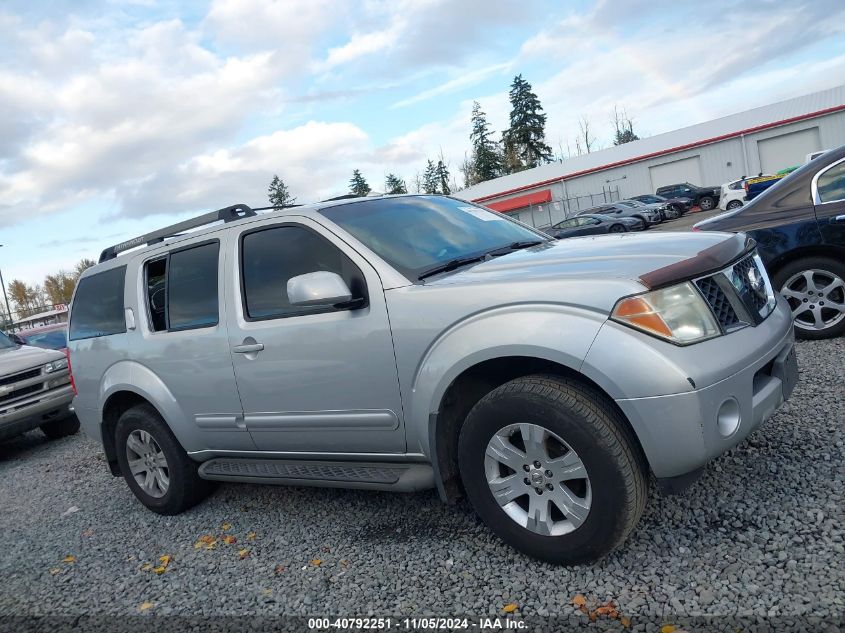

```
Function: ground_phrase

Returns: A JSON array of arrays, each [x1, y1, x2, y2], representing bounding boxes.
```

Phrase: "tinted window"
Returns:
[[168, 242, 219, 330], [21, 329, 67, 350], [242, 225, 366, 320], [817, 162, 845, 203], [0, 331, 15, 349], [553, 218, 578, 228], [69, 267, 126, 341], [319, 196, 546, 280]]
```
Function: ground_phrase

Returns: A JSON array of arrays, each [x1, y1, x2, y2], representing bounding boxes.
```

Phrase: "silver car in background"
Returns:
[[68, 195, 797, 565]]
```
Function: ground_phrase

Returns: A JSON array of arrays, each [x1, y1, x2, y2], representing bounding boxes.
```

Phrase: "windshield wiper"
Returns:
[[418, 255, 489, 280], [485, 240, 546, 257]]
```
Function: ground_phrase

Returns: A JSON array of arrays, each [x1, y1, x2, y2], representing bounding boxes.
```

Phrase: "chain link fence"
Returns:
[[509, 186, 621, 228]]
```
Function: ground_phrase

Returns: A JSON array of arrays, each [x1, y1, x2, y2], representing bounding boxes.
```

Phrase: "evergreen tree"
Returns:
[[502, 75, 553, 173], [384, 173, 407, 194], [470, 101, 502, 183], [612, 107, 640, 146], [436, 160, 451, 195], [268, 174, 297, 207], [422, 160, 439, 194], [349, 169, 371, 197]]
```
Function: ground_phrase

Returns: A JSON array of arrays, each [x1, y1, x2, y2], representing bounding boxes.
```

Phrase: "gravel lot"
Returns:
[[0, 338, 842, 628]]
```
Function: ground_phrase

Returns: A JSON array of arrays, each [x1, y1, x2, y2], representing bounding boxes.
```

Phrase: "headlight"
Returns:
[[611, 282, 720, 345], [44, 358, 68, 373]]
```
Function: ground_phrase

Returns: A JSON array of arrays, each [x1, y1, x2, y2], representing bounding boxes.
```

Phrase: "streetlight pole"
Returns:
[[0, 245, 13, 327]]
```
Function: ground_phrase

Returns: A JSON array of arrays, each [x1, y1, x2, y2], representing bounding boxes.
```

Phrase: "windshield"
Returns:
[[21, 329, 67, 350], [319, 196, 548, 279], [617, 201, 638, 208], [0, 331, 16, 349]]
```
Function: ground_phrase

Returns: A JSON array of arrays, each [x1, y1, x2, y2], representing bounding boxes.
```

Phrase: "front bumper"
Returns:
[[611, 302, 797, 479], [0, 385, 74, 441]]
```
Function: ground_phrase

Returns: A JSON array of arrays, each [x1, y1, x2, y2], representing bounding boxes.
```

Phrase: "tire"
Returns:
[[457, 375, 647, 565], [698, 196, 715, 211], [726, 200, 743, 210], [609, 224, 626, 233], [115, 403, 215, 515], [772, 256, 845, 340], [633, 215, 648, 230], [40, 415, 80, 440]]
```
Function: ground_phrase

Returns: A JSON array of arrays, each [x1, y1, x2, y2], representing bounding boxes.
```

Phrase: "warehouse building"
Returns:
[[457, 85, 845, 227]]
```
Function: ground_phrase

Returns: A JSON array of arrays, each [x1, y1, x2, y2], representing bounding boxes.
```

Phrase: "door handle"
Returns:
[[233, 343, 264, 353], [834, 215, 845, 223]]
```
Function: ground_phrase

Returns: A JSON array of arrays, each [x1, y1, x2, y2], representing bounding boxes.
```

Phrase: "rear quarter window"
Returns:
[[69, 266, 127, 341]]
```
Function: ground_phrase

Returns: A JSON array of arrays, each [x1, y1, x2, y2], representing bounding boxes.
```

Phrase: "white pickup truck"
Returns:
[[0, 330, 77, 442]]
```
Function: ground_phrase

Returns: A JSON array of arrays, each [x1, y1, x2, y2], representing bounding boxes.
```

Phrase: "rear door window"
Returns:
[[143, 241, 220, 332], [816, 162, 845, 203], [69, 267, 127, 341]]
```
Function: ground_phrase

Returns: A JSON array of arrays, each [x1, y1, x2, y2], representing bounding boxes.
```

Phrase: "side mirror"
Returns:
[[10, 334, 24, 345], [287, 271, 353, 307]]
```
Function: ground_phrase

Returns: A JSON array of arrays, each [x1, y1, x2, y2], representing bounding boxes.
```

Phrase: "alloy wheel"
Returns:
[[126, 429, 170, 498], [484, 423, 591, 536], [780, 269, 845, 332]]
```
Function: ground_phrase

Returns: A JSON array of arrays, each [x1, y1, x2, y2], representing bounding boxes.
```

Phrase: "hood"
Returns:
[[425, 231, 750, 289], [0, 343, 64, 376]]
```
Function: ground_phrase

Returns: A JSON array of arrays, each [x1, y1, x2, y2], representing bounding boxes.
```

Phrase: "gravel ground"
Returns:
[[0, 338, 842, 628]]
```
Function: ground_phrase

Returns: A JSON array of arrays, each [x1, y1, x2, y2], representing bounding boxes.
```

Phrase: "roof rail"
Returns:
[[98, 203, 257, 263]]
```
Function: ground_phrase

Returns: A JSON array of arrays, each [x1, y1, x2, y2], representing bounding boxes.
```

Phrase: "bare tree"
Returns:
[[578, 116, 596, 154], [611, 105, 639, 145]]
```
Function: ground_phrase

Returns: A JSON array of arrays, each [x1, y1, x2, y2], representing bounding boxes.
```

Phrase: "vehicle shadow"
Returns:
[[0, 429, 59, 462]]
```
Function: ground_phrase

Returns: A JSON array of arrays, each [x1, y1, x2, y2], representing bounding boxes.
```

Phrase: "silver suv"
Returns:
[[68, 196, 798, 564], [0, 330, 77, 441]]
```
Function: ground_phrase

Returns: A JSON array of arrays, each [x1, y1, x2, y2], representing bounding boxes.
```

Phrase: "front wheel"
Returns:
[[609, 224, 626, 233], [115, 403, 216, 514], [698, 196, 715, 211], [773, 256, 845, 339], [458, 375, 647, 564]]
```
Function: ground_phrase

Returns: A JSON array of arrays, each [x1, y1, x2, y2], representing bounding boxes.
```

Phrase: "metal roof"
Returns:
[[457, 85, 845, 203]]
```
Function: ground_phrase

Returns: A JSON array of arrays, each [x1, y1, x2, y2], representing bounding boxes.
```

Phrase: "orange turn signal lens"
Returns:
[[612, 296, 673, 338]]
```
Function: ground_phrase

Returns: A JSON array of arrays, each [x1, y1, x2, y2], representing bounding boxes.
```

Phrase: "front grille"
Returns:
[[0, 382, 42, 405], [732, 256, 769, 314], [695, 277, 740, 330], [0, 367, 40, 388]]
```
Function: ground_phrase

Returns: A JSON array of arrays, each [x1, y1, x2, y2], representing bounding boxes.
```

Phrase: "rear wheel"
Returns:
[[115, 403, 215, 514], [726, 200, 743, 210], [457, 375, 647, 564], [774, 257, 845, 340], [40, 415, 80, 440], [609, 224, 626, 233], [698, 196, 715, 211]]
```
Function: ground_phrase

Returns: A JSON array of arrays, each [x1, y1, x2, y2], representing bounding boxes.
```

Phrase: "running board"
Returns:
[[197, 458, 434, 492]]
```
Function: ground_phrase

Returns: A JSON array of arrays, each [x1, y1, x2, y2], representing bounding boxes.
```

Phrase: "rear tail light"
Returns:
[[65, 348, 77, 396]]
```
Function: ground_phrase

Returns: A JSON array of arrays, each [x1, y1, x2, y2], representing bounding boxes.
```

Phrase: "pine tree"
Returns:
[[436, 160, 451, 195], [470, 101, 503, 183], [612, 106, 640, 146], [422, 160, 439, 194], [384, 173, 407, 194], [502, 75, 552, 173], [349, 169, 371, 197], [268, 174, 297, 207]]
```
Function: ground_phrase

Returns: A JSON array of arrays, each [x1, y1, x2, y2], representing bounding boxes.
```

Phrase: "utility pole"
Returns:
[[0, 245, 13, 326]]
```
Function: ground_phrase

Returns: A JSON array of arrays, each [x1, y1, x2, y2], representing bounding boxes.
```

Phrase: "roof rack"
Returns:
[[98, 203, 257, 263]]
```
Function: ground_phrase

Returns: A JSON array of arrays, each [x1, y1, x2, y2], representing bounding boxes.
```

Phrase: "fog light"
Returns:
[[717, 398, 741, 437]]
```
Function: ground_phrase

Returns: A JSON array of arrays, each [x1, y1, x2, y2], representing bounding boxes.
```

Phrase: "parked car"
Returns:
[[656, 182, 720, 211], [69, 196, 797, 565], [12, 323, 68, 351], [0, 329, 77, 442], [630, 194, 691, 215], [576, 202, 661, 227], [718, 178, 747, 211], [621, 198, 678, 221], [695, 143, 845, 339], [543, 213, 643, 239], [744, 173, 786, 201]]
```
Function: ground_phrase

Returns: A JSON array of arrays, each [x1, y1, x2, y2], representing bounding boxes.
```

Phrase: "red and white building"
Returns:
[[457, 85, 845, 227]]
